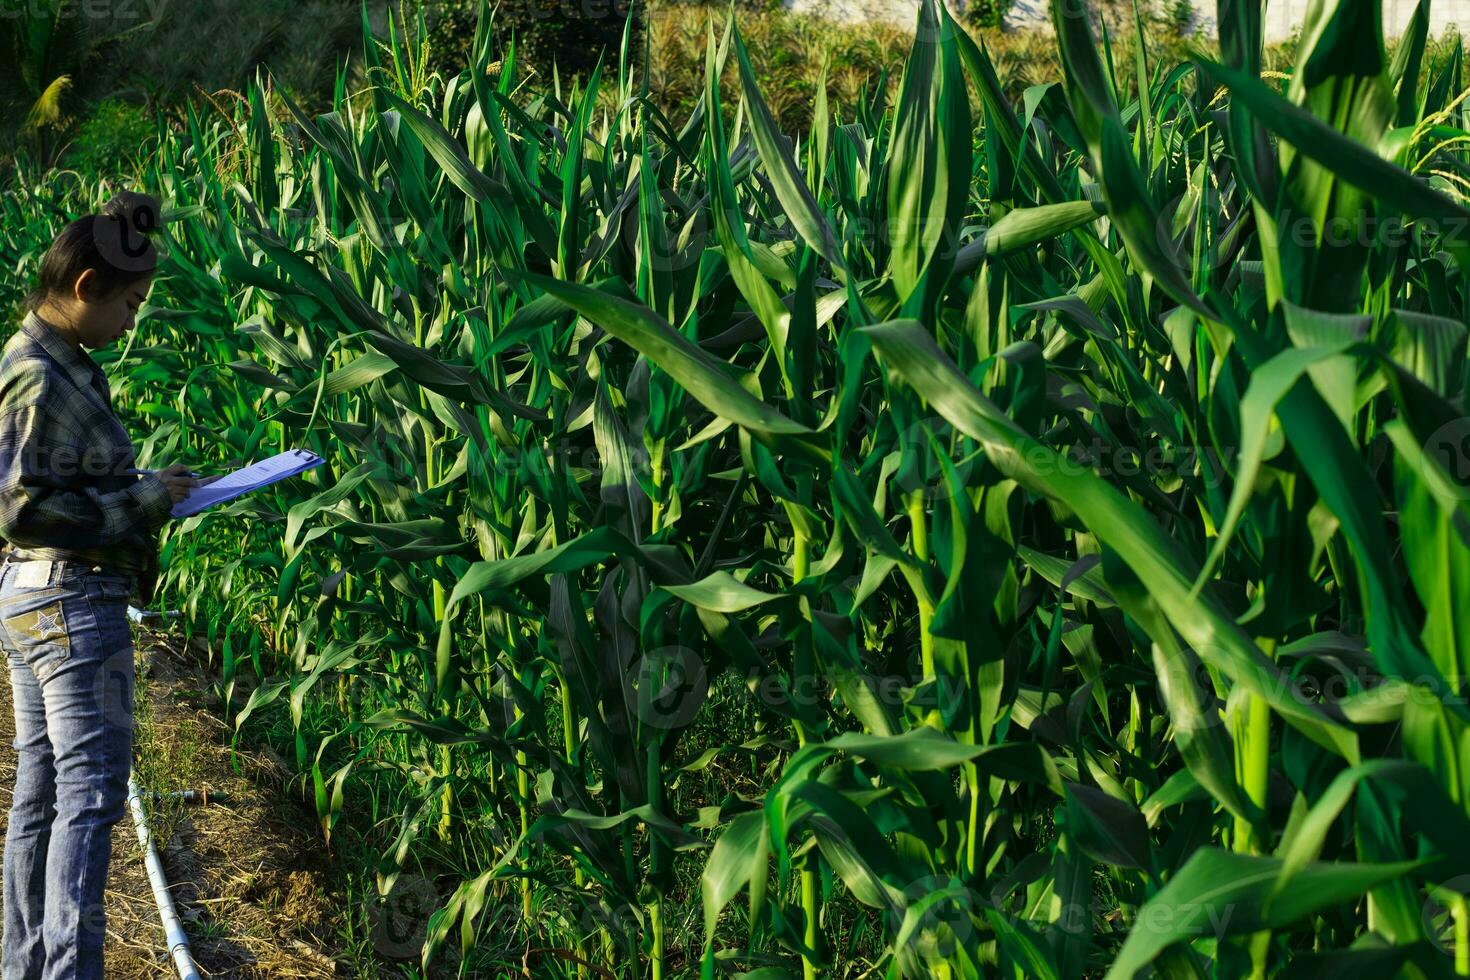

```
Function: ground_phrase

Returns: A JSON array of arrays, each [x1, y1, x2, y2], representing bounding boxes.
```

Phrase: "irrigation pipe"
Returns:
[[127, 607, 182, 624], [146, 788, 229, 804], [123, 606, 218, 976], [126, 769, 206, 980]]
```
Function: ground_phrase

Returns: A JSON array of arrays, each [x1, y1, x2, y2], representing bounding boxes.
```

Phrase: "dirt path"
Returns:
[[0, 624, 348, 978]]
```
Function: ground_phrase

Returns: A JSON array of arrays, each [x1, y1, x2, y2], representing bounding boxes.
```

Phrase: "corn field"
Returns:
[[6, 0, 1470, 975]]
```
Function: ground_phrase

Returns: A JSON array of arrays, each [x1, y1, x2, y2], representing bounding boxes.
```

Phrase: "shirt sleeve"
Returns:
[[0, 399, 173, 549]]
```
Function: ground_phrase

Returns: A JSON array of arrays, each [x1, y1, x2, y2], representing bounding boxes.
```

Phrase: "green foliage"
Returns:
[[419, 0, 638, 81], [963, 0, 1011, 30], [0, 0, 97, 163], [1167, 0, 1194, 35], [0, 0, 371, 169], [64, 98, 155, 175], [104, 0, 361, 106], [7, 0, 1470, 977]]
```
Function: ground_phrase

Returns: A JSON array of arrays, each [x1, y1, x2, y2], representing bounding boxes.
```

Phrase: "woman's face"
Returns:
[[65, 269, 154, 349]]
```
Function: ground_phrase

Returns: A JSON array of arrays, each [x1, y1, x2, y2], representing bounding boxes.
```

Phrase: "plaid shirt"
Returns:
[[0, 312, 171, 584]]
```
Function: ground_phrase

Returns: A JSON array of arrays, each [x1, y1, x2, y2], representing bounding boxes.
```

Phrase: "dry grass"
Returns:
[[645, 1, 914, 130], [641, 0, 1221, 130], [638, 1, 1458, 132]]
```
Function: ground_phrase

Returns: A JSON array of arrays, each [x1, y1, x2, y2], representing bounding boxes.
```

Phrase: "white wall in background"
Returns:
[[784, 0, 1470, 42], [1260, 0, 1470, 41]]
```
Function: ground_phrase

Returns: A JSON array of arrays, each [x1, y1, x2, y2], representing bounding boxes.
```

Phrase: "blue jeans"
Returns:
[[0, 558, 136, 980]]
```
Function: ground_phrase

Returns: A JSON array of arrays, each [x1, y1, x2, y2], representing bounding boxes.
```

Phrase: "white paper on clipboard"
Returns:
[[171, 449, 326, 518]]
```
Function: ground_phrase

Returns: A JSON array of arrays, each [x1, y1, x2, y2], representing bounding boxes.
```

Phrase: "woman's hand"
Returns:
[[154, 463, 200, 503]]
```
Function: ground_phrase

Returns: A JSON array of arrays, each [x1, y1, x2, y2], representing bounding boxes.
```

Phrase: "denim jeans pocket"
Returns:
[[84, 575, 134, 615], [0, 586, 79, 684]]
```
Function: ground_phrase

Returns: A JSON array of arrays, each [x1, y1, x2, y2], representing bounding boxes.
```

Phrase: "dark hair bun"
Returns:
[[101, 191, 161, 238]]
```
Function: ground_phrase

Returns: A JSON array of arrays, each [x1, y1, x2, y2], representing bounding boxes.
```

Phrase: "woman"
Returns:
[[0, 191, 200, 980]]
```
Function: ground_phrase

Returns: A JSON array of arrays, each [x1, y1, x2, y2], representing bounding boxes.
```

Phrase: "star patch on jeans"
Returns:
[[4, 602, 69, 650], [32, 609, 62, 639]]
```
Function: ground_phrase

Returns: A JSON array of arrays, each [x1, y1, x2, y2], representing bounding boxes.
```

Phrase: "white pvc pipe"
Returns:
[[125, 770, 202, 980], [126, 606, 182, 624]]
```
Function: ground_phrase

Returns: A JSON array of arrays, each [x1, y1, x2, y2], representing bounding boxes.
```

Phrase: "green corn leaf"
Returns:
[[862, 319, 1357, 760], [506, 271, 828, 459], [1106, 851, 1426, 978]]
